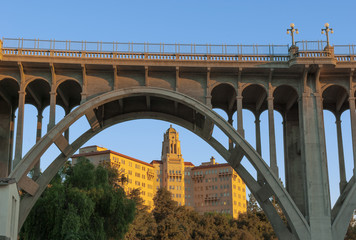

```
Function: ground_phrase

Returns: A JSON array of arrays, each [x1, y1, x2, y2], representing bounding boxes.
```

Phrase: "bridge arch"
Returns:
[[11, 87, 311, 239], [55, 79, 82, 112], [322, 85, 349, 115], [55, 77, 82, 90], [24, 78, 51, 111], [242, 84, 268, 114], [211, 83, 236, 117], [23, 77, 50, 90]]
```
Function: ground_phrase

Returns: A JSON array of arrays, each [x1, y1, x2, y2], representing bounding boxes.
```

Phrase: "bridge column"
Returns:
[[228, 115, 233, 151], [267, 94, 278, 177], [0, 101, 12, 178], [236, 93, 244, 137], [13, 91, 26, 167], [299, 70, 332, 240], [64, 108, 70, 141], [0, 179, 20, 240], [47, 91, 56, 131], [284, 106, 307, 216], [255, 114, 264, 184], [33, 112, 43, 179], [335, 113, 347, 192], [349, 95, 356, 177]]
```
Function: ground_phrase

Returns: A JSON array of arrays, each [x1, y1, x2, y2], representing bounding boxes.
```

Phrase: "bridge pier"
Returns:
[[299, 70, 332, 240], [0, 179, 20, 240], [0, 100, 13, 178]]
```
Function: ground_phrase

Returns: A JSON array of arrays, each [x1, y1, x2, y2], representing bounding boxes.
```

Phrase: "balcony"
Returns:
[[218, 171, 232, 177], [205, 196, 219, 201]]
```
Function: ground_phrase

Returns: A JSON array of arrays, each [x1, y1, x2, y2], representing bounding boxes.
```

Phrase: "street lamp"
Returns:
[[321, 23, 334, 47], [287, 23, 299, 46]]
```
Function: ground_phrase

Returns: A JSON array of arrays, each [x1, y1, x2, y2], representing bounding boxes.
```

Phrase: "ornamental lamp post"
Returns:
[[287, 23, 299, 47], [321, 23, 334, 47]]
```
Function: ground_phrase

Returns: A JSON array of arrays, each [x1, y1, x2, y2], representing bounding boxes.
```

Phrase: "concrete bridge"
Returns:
[[0, 38, 355, 239]]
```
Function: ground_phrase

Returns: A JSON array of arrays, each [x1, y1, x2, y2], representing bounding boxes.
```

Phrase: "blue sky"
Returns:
[[2, 0, 355, 206]]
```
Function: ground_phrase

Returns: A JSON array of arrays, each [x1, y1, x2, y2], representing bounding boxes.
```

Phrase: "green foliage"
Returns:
[[20, 157, 135, 240], [125, 188, 270, 240]]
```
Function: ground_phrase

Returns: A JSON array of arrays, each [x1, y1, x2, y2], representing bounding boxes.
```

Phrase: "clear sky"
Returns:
[[1, 0, 355, 206]]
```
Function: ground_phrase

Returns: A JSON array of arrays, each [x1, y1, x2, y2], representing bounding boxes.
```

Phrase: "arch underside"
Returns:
[[9, 87, 355, 240]]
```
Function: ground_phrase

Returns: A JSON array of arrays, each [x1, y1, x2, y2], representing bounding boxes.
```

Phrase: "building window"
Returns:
[[129, 162, 132, 167], [142, 166, 146, 171]]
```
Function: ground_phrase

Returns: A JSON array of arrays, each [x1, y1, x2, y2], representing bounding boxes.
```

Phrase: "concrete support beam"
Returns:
[[0, 89, 12, 106], [335, 114, 347, 192], [286, 94, 298, 111], [228, 115, 233, 150], [26, 86, 41, 109], [85, 109, 101, 131], [0, 179, 19, 240], [113, 65, 119, 90], [0, 101, 12, 178], [336, 91, 348, 113], [202, 119, 214, 140], [47, 91, 56, 131], [144, 66, 149, 86], [57, 88, 69, 109], [256, 184, 273, 202], [284, 107, 307, 216], [64, 109, 70, 141], [268, 95, 278, 177], [205, 67, 212, 108], [81, 64, 87, 102], [13, 90, 25, 167], [299, 69, 332, 239], [33, 113, 43, 180], [48, 64, 57, 131], [175, 67, 179, 92], [54, 134, 72, 157], [348, 95, 356, 177], [18, 175, 39, 196], [236, 95, 244, 136], [228, 146, 244, 169], [256, 91, 267, 112], [255, 114, 264, 184]]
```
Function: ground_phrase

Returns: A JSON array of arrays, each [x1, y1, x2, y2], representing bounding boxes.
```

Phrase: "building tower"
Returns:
[[161, 125, 185, 206]]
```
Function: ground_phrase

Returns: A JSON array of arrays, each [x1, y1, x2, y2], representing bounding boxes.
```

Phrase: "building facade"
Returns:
[[72, 145, 157, 209], [71, 125, 246, 217]]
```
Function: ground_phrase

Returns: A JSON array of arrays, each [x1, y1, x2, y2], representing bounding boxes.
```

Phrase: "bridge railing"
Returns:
[[1, 38, 355, 62], [1, 48, 291, 62], [1, 37, 289, 56]]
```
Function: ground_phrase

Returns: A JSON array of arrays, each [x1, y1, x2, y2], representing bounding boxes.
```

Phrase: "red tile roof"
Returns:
[[150, 160, 163, 164], [72, 150, 154, 167], [184, 162, 195, 167], [191, 163, 231, 170]]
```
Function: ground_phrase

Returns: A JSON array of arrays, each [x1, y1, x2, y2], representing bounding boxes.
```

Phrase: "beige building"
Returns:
[[71, 125, 246, 217], [72, 146, 157, 209], [186, 157, 246, 218]]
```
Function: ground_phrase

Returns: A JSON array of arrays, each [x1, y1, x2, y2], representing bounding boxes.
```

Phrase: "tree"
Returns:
[[20, 157, 135, 240], [124, 188, 157, 240]]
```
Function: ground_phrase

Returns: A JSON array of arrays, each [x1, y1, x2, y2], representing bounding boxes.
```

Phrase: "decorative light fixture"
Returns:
[[287, 23, 299, 47], [321, 23, 334, 47]]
